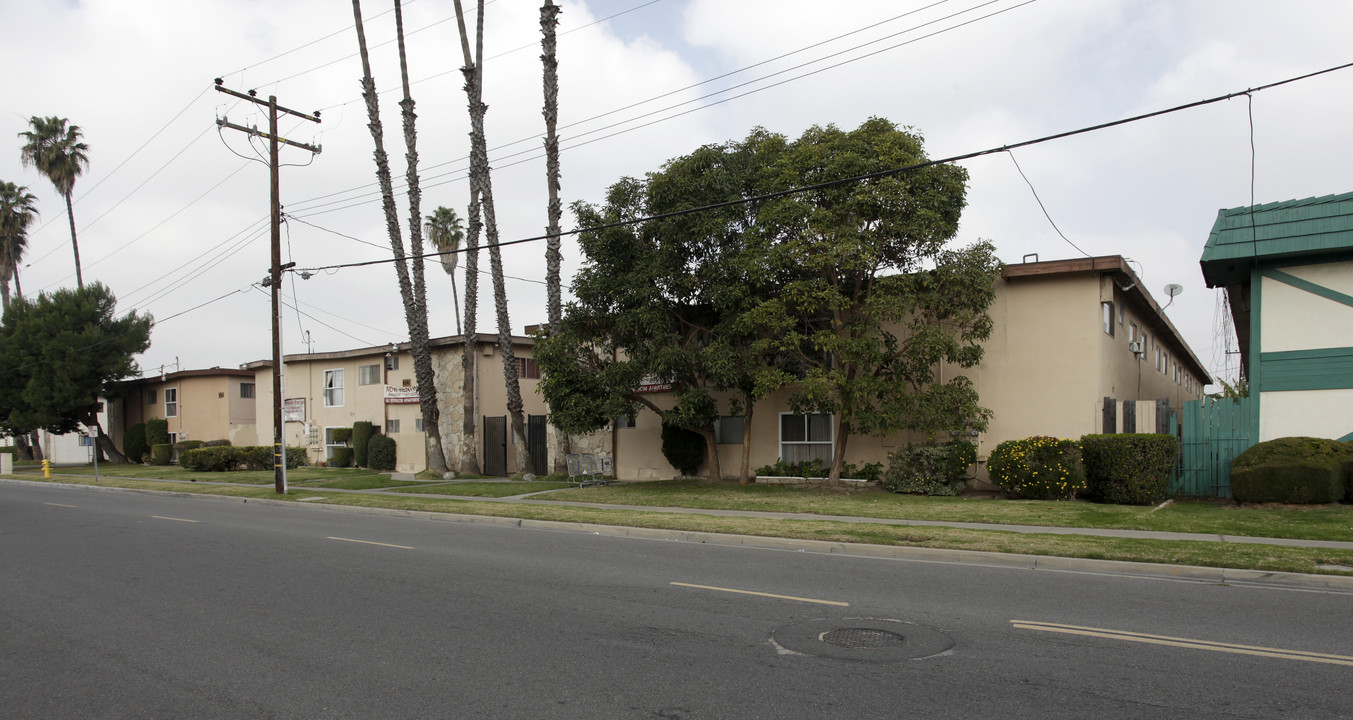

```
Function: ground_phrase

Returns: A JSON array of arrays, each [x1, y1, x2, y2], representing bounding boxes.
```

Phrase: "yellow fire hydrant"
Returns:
[[42, 458, 50, 478]]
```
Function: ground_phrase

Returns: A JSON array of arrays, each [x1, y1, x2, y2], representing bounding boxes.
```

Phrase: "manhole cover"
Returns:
[[821, 627, 905, 649], [771, 618, 953, 662]]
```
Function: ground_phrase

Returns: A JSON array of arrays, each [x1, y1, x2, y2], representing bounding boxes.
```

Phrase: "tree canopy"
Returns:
[[0, 283, 151, 442], [537, 118, 1001, 482]]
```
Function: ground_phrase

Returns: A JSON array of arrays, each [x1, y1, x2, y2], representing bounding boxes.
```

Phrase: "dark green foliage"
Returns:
[[1230, 437, 1353, 504], [331, 427, 353, 445], [1080, 433, 1178, 505], [150, 443, 171, 466], [988, 436, 1086, 500], [173, 440, 204, 455], [145, 418, 169, 447], [330, 447, 353, 468], [841, 461, 884, 483], [367, 433, 397, 471], [661, 423, 705, 476], [352, 421, 374, 467], [0, 283, 151, 438], [1231, 463, 1343, 504], [203, 439, 232, 447], [882, 441, 976, 496], [0, 445, 15, 454], [756, 457, 828, 478], [123, 422, 147, 463], [181, 445, 306, 472]]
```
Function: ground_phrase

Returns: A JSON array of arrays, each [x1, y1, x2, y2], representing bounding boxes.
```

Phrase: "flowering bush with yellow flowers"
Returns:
[[987, 436, 1086, 500]]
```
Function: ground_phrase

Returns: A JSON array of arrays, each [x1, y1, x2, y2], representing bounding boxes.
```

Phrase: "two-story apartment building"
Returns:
[[111, 368, 258, 451]]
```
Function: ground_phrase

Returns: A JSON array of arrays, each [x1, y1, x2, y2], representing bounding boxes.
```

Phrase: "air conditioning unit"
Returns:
[[1128, 341, 1143, 354]]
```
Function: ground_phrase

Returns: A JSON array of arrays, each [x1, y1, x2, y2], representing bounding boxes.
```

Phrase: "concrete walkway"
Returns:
[[23, 469, 1353, 552]]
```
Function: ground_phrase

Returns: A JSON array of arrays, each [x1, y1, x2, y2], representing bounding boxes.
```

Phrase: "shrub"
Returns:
[[661, 423, 705, 477], [368, 433, 397, 471], [174, 440, 205, 456], [123, 422, 148, 463], [1230, 437, 1353, 504], [883, 441, 976, 496], [352, 421, 374, 467], [181, 446, 241, 472], [841, 461, 884, 483], [145, 418, 169, 447], [331, 427, 353, 445], [150, 443, 172, 466], [756, 457, 826, 479], [330, 447, 354, 468], [203, 439, 232, 447], [1080, 433, 1177, 505], [988, 436, 1085, 500]]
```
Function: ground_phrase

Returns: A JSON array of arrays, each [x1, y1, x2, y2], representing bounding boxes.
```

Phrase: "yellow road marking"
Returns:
[[671, 582, 849, 607], [1012, 620, 1353, 667], [152, 516, 198, 523], [327, 536, 413, 550], [44, 502, 77, 508]]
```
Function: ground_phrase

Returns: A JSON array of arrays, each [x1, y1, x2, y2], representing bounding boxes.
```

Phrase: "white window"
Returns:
[[324, 369, 344, 407], [1101, 302, 1115, 337], [515, 357, 541, 379], [779, 413, 833, 465], [240, 382, 255, 399], [386, 355, 399, 371], [715, 416, 745, 444], [1128, 322, 1138, 344], [165, 388, 178, 418], [615, 413, 636, 429], [387, 419, 400, 434], [358, 363, 381, 386], [324, 427, 346, 461], [1163, 352, 1170, 376], [415, 418, 424, 432]]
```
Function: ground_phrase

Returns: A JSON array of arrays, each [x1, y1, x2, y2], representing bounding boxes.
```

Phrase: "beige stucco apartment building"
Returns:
[[249, 334, 607, 474], [112, 368, 259, 450], [609, 255, 1210, 481]]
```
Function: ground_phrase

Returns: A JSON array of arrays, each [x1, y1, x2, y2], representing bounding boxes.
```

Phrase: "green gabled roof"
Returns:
[[1200, 191, 1353, 287]]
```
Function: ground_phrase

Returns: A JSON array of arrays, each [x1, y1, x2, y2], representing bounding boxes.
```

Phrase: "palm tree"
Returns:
[[424, 206, 464, 336], [0, 181, 39, 312], [454, 0, 530, 476], [541, 0, 569, 473], [18, 117, 89, 289]]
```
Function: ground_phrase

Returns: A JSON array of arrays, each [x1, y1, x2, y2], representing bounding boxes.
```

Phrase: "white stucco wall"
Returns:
[[1261, 261, 1353, 352], [1259, 387, 1353, 442]]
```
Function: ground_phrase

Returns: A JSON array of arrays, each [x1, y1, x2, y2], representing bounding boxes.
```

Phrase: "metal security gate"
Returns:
[[483, 416, 507, 477], [527, 415, 548, 475], [1173, 397, 1253, 498]]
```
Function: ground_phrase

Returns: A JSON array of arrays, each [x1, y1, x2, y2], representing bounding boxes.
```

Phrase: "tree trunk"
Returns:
[[0, 274, 9, 313], [14, 432, 33, 461], [89, 418, 127, 463], [738, 401, 754, 485], [459, 186, 481, 475], [64, 190, 82, 290], [351, 0, 449, 475], [541, 0, 569, 474], [829, 414, 849, 485], [456, 0, 529, 475], [693, 424, 721, 483], [29, 431, 44, 462]]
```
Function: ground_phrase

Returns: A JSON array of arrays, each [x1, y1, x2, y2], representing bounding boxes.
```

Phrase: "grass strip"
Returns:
[[387, 481, 574, 497], [12, 474, 1353, 577]]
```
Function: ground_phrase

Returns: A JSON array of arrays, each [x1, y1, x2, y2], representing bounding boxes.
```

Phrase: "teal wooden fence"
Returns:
[[1172, 397, 1253, 498]]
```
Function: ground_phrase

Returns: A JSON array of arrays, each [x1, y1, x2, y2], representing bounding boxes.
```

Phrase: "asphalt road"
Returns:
[[3, 482, 1350, 719]]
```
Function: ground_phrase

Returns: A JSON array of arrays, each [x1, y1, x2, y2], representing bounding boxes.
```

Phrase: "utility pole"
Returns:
[[213, 79, 321, 494]]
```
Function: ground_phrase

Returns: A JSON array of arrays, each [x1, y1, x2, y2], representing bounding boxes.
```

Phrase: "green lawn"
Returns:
[[540, 479, 1353, 542], [44, 464, 378, 486], [388, 481, 574, 497]]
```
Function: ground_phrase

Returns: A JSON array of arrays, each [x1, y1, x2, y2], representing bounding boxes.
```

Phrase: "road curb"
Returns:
[[6, 477, 1353, 592]]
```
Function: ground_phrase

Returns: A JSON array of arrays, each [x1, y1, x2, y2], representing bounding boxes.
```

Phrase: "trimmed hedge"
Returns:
[[145, 418, 169, 447], [352, 421, 374, 467], [180, 445, 307, 472], [882, 441, 976, 496], [1230, 437, 1353, 504], [368, 433, 397, 471], [988, 436, 1085, 500], [123, 422, 148, 463], [331, 427, 353, 445], [203, 439, 232, 448], [1081, 433, 1177, 505], [661, 423, 705, 477], [174, 440, 205, 455], [150, 443, 172, 466], [330, 447, 353, 468]]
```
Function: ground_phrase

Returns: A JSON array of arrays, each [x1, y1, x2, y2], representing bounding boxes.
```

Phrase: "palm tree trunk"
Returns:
[[351, 0, 449, 475], [459, 185, 481, 475], [64, 190, 82, 290], [456, 0, 529, 475], [450, 273, 462, 336], [1, 274, 10, 313], [541, 0, 569, 474]]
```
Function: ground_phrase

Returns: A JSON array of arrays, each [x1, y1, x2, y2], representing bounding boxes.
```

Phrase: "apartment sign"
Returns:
[[283, 398, 306, 422], [635, 375, 674, 394], [384, 385, 421, 404]]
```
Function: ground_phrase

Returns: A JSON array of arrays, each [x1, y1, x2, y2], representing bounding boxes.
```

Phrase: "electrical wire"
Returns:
[[251, 285, 382, 347], [1005, 149, 1090, 258]]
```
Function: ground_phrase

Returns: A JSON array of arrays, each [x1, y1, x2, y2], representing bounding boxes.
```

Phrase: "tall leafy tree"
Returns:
[[350, 0, 450, 475], [424, 206, 464, 336], [18, 116, 89, 289], [453, 0, 530, 474], [0, 283, 151, 462], [749, 118, 1001, 482], [0, 181, 39, 312]]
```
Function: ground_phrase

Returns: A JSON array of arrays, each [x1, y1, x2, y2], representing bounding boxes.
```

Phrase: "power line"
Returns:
[[1005, 149, 1090, 258], [292, 59, 1353, 276]]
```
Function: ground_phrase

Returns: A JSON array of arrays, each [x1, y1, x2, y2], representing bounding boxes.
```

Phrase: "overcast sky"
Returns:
[[4, 0, 1351, 389]]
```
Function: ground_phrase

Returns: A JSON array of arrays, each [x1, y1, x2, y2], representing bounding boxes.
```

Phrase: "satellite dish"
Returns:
[[1164, 284, 1183, 298]]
